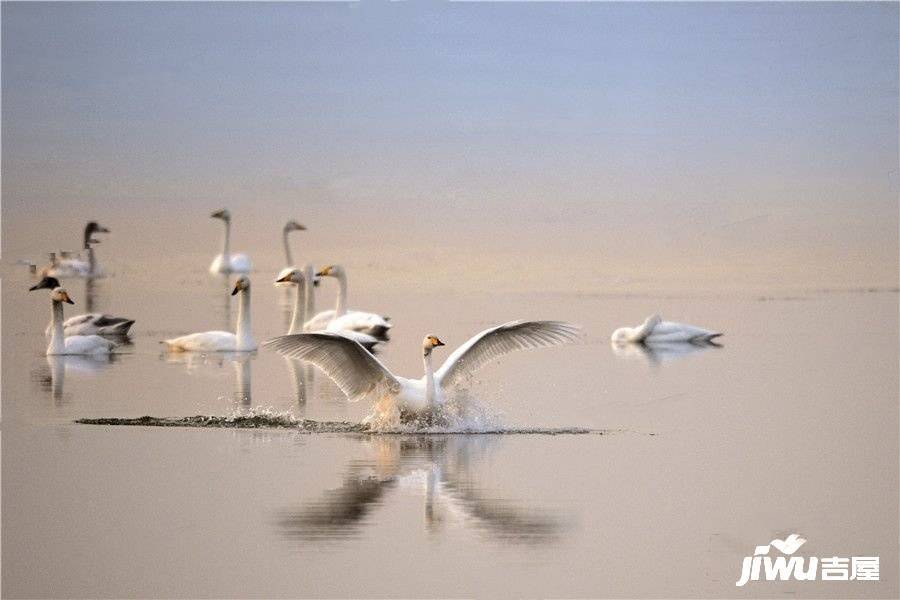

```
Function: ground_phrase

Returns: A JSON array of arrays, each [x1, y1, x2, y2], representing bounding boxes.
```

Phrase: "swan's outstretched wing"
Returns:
[[263, 333, 400, 401], [436, 320, 580, 390]]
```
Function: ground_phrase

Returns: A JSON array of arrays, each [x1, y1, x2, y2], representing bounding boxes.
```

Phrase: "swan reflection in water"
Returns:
[[277, 435, 563, 545], [610, 340, 721, 367], [163, 351, 255, 407], [33, 354, 116, 404]]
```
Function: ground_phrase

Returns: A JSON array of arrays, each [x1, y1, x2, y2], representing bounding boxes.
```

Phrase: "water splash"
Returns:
[[75, 406, 597, 435]]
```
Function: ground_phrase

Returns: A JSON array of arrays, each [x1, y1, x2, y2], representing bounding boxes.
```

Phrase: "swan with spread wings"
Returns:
[[264, 320, 580, 424]]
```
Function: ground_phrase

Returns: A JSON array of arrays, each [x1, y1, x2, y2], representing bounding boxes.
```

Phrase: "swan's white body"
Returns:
[[611, 315, 722, 344], [210, 253, 252, 275], [278, 265, 380, 351], [45, 313, 135, 337], [264, 320, 579, 425], [307, 265, 391, 339], [48, 255, 94, 278], [163, 276, 257, 352], [45, 289, 116, 356], [45, 222, 110, 278], [209, 210, 252, 274]]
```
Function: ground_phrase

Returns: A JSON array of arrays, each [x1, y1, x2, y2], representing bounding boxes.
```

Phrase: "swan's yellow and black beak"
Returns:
[[61, 291, 75, 305], [211, 209, 228, 220], [316, 265, 333, 277], [429, 336, 445, 348], [231, 277, 249, 295], [275, 273, 291, 284]]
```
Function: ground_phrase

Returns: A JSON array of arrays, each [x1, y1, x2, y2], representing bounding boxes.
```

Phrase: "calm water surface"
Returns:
[[2, 256, 897, 598]]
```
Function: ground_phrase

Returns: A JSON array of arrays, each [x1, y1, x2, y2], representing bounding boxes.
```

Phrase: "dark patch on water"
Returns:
[[74, 414, 599, 435]]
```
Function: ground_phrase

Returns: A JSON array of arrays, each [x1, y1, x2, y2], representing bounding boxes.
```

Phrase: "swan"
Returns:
[[611, 314, 722, 344], [208, 209, 252, 274], [44, 287, 117, 355], [264, 320, 580, 425], [275, 220, 307, 283], [45, 222, 110, 278], [276, 266, 381, 351], [30, 276, 135, 336], [163, 275, 257, 352], [305, 264, 391, 340]]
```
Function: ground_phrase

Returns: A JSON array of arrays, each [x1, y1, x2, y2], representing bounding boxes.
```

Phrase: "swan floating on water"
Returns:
[[276, 265, 381, 351], [611, 314, 722, 344], [305, 264, 392, 340], [30, 276, 135, 337], [209, 209, 252, 274], [163, 275, 257, 352], [43, 287, 117, 355], [44, 222, 110, 278], [275, 220, 307, 283], [264, 320, 580, 426]]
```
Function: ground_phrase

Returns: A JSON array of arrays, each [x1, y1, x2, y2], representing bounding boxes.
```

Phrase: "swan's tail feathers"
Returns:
[[701, 332, 724, 345], [108, 319, 136, 335]]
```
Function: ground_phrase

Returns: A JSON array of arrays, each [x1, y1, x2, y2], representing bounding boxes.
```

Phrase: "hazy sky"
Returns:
[[2, 2, 897, 291]]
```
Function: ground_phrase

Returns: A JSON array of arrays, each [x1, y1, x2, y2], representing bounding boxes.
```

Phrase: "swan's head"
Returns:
[[644, 314, 662, 328], [231, 275, 250, 295], [316, 264, 344, 279], [211, 209, 231, 222], [86, 221, 110, 235], [51, 287, 75, 305], [284, 220, 307, 233], [29, 276, 61, 291], [610, 327, 632, 344], [422, 335, 446, 356], [275, 268, 304, 285]]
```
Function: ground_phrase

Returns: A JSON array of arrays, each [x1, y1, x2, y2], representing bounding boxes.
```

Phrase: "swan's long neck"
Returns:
[[48, 300, 65, 354], [630, 315, 659, 342], [423, 350, 437, 408], [335, 272, 348, 317], [82, 225, 92, 249], [87, 246, 96, 274], [304, 266, 316, 326], [288, 280, 307, 335], [282, 228, 293, 266], [236, 287, 255, 350], [221, 220, 232, 264]]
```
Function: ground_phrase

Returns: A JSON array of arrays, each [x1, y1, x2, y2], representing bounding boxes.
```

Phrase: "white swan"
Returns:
[[276, 265, 381, 351], [275, 220, 307, 283], [163, 275, 257, 352], [305, 264, 391, 339], [208, 209, 252, 274], [45, 222, 109, 278], [611, 314, 722, 344], [44, 287, 117, 356], [30, 276, 135, 336], [264, 320, 580, 425]]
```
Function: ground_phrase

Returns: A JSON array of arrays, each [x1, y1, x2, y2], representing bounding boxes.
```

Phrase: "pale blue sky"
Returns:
[[2, 2, 897, 289]]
